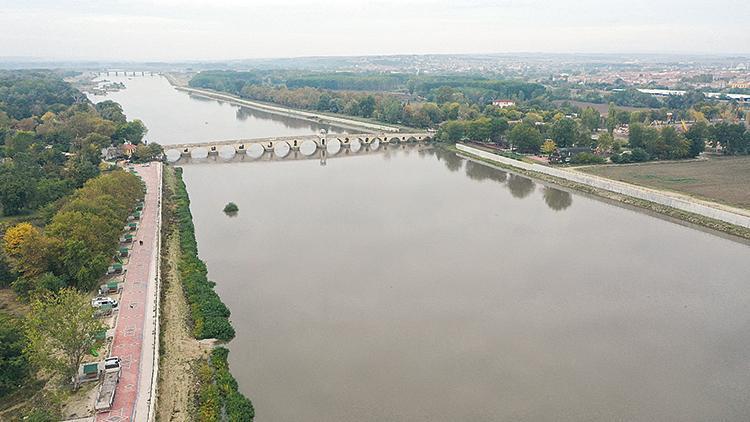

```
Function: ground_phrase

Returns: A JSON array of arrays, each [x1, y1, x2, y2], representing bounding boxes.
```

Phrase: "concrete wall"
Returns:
[[456, 144, 750, 229]]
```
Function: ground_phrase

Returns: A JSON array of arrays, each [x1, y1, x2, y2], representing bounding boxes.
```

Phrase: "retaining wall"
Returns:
[[456, 144, 750, 229]]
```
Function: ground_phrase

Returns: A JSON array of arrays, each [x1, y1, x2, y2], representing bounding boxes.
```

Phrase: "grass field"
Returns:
[[581, 156, 750, 210]]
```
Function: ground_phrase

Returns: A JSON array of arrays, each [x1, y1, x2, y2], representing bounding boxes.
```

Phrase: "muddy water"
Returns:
[[99, 76, 750, 421], [88, 75, 345, 145], [180, 148, 750, 422]]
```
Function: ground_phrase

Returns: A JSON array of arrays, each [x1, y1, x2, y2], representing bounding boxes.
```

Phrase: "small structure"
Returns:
[[78, 362, 100, 383], [120, 233, 134, 243], [107, 263, 123, 274], [119, 246, 129, 257], [95, 303, 113, 318], [99, 281, 121, 295], [127, 222, 138, 231], [549, 146, 592, 164], [492, 99, 516, 108]]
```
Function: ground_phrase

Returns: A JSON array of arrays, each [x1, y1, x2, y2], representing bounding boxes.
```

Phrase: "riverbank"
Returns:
[[164, 74, 404, 134], [454, 144, 750, 240], [156, 165, 253, 421]]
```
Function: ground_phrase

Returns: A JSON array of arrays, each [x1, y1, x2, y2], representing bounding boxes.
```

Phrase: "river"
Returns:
[[93, 75, 750, 422]]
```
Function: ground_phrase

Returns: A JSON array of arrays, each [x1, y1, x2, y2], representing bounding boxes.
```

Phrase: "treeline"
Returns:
[[2, 170, 144, 293], [173, 167, 235, 341], [0, 71, 148, 217], [189, 70, 546, 129], [197, 347, 255, 421]]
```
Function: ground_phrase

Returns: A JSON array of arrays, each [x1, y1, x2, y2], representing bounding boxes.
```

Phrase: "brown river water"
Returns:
[[93, 75, 750, 422]]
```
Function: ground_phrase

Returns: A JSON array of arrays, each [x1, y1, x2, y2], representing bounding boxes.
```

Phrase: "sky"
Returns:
[[0, 0, 748, 61]]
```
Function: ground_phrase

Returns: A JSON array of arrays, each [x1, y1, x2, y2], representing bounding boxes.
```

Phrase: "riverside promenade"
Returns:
[[97, 162, 162, 422]]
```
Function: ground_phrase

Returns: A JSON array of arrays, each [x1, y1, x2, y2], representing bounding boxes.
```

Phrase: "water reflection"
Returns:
[[543, 187, 573, 211], [433, 148, 463, 172], [456, 157, 572, 210]]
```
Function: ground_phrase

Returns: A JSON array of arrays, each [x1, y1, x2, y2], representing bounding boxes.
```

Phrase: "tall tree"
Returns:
[[508, 122, 543, 153], [24, 288, 104, 390]]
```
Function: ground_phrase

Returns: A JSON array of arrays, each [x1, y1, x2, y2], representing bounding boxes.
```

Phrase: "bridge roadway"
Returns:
[[164, 132, 433, 162]]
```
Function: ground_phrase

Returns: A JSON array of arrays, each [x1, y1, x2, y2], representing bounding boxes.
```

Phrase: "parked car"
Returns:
[[91, 297, 118, 309]]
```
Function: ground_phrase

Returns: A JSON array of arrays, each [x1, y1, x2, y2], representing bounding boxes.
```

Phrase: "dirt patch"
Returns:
[[157, 166, 209, 422], [0, 288, 28, 317], [580, 156, 750, 210]]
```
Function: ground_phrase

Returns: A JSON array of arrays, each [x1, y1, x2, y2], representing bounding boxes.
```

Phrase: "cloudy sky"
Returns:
[[1, 0, 748, 61]]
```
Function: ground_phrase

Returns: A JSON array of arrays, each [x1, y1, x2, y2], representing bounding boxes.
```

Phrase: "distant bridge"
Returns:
[[164, 132, 434, 163]]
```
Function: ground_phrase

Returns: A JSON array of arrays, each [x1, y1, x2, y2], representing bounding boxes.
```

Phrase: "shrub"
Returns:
[[630, 147, 651, 162], [570, 152, 606, 165], [173, 168, 236, 342], [223, 202, 239, 213]]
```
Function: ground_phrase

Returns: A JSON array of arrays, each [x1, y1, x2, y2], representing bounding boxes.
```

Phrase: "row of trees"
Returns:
[[3, 170, 144, 292], [190, 70, 546, 129]]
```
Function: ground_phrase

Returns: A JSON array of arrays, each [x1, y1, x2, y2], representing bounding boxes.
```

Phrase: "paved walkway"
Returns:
[[97, 163, 162, 422]]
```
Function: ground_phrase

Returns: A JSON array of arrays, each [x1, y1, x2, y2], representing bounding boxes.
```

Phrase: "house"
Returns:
[[122, 143, 137, 158], [549, 146, 592, 164], [491, 99, 516, 108]]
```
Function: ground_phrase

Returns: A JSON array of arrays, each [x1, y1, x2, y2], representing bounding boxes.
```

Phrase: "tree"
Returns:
[[113, 120, 147, 144], [437, 120, 465, 143], [712, 122, 747, 155], [24, 288, 104, 390], [0, 314, 30, 398], [551, 117, 578, 147], [595, 132, 615, 153], [580, 107, 600, 132], [508, 123, 543, 153], [606, 103, 618, 134], [686, 121, 710, 157], [466, 117, 493, 141], [660, 126, 690, 159], [358, 95, 376, 118], [3, 223, 50, 278], [94, 100, 126, 123], [540, 139, 557, 155]]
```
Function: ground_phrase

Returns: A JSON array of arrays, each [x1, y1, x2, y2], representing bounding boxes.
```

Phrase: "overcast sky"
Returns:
[[1, 0, 748, 61]]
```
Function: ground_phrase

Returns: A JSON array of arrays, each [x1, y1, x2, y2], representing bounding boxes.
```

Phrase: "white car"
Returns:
[[104, 356, 121, 370], [91, 296, 118, 308]]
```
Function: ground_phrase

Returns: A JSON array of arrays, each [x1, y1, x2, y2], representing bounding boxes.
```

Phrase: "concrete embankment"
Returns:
[[172, 85, 400, 133], [456, 144, 750, 234]]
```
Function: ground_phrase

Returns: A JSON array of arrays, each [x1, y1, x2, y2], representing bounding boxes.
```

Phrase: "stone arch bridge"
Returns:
[[164, 132, 433, 162]]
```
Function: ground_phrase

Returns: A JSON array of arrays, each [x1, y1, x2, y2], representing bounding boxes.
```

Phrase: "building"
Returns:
[[492, 99, 516, 108]]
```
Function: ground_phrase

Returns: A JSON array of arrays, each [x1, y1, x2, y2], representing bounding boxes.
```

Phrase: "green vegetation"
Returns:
[[173, 167, 235, 341], [197, 347, 255, 421], [24, 288, 105, 390], [0, 313, 29, 398], [190, 70, 544, 129], [0, 70, 152, 218], [223, 202, 239, 213], [3, 170, 144, 291]]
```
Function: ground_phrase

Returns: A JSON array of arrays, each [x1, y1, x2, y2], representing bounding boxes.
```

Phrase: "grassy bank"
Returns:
[[161, 166, 254, 421], [196, 347, 255, 421], [448, 145, 750, 241], [172, 167, 235, 341]]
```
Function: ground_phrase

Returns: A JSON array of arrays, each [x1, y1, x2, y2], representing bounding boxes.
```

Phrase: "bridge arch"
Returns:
[[299, 139, 317, 156], [218, 145, 235, 160], [165, 149, 181, 162], [246, 143, 265, 159], [326, 138, 342, 155], [350, 138, 362, 153], [273, 141, 291, 158], [191, 147, 209, 159]]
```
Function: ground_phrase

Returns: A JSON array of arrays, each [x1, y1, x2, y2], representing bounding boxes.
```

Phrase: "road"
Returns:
[[96, 162, 162, 422]]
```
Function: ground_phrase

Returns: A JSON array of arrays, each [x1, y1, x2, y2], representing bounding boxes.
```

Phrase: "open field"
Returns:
[[580, 156, 750, 209]]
